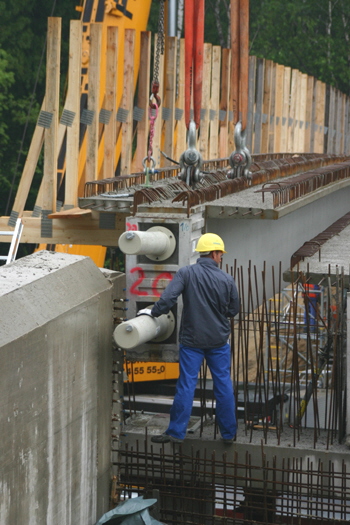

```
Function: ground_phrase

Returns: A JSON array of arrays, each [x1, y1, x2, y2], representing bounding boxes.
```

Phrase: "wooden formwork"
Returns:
[[3, 13, 350, 244]]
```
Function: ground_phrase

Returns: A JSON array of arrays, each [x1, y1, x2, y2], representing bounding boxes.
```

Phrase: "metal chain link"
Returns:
[[153, 0, 165, 84]]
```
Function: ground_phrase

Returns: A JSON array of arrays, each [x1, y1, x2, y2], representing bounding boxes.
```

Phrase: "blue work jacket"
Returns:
[[151, 257, 240, 349]]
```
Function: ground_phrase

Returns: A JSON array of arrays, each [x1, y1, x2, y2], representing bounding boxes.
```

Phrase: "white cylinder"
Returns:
[[113, 312, 175, 350], [119, 230, 169, 256], [118, 226, 176, 261]]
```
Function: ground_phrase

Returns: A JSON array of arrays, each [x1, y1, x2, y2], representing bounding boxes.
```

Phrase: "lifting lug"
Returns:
[[227, 121, 252, 182], [178, 120, 204, 188]]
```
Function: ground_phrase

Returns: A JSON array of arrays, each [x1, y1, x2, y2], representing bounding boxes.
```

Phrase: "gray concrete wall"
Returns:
[[0, 251, 119, 525], [208, 186, 350, 303]]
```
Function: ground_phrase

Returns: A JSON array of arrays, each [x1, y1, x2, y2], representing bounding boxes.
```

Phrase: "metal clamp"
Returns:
[[178, 120, 204, 188], [227, 121, 252, 181]]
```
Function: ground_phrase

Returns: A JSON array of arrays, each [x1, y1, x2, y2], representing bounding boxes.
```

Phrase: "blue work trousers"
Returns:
[[167, 343, 237, 440]]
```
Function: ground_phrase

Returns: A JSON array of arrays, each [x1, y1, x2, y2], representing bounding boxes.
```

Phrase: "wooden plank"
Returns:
[[219, 48, 231, 158], [304, 75, 314, 153], [327, 86, 335, 153], [253, 58, 265, 154], [209, 46, 221, 160], [274, 64, 284, 153], [297, 73, 307, 153], [230, 0, 240, 124], [162, 36, 177, 167], [287, 69, 298, 153], [0, 215, 126, 246], [261, 59, 272, 154], [132, 31, 151, 172], [65, 20, 82, 208], [340, 93, 346, 154], [120, 29, 135, 175], [239, 0, 249, 129], [344, 97, 350, 155], [48, 208, 91, 219], [103, 26, 118, 179], [268, 62, 276, 153], [280, 66, 291, 152], [314, 80, 326, 153], [246, 55, 256, 152], [42, 17, 61, 214], [335, 90, 344, 155], [8, 100, 45, 224], [85, 23, 102, 183], [198, 43, 212, 161], [175, 39, 186, 161]]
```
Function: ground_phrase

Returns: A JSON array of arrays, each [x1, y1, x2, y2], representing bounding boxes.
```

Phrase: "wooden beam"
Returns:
[[287, 69, 298, 153], [65, 19, 82, 208], [0, 215, 126, 246], [261, 60, 272, 154], [7, 99, 45, 225], [274, 64, 284, 153], [86, 23, 102, 183], [209, 45, 221, 160], [280, 66, 291, 153], [304, 75, 314, 153], [103, 26, 119, 179], [120, 28, 135, 175], [268, 62, 276, 153], [162, 36, 177, 168], [253, 58, 264, 154], [198, 43, 212, 161], [219, 48, 231, 158], [246, 54, 256, 152], [175, 39, 186, 161], [48, 207, 92, 219], [42, 17, 61, 214], [132, 31, 151, 172]]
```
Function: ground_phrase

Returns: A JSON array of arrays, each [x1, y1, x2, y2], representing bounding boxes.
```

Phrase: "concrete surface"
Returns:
[[0, 251, 119, 525], [206, 186, 350, 303]]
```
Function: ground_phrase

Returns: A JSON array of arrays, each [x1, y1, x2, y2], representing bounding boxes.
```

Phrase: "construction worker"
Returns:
[[137, 233, 240, 444]]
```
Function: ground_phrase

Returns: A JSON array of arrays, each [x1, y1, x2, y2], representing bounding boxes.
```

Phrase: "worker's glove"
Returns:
[[136, 308, 154, 317]]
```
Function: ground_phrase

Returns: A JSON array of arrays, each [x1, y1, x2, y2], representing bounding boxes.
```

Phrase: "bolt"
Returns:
[[126, 231, 135, 240], [125, 325, 133, 332]]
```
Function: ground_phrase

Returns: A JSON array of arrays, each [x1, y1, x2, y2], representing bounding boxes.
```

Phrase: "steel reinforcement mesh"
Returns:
[[114, 443, 350, 524]]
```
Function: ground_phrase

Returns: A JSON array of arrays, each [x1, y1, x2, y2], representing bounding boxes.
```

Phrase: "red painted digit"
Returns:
[[126, 222, 138, 231], [152, 272, 173, 297], [129, 267, 148, 296]]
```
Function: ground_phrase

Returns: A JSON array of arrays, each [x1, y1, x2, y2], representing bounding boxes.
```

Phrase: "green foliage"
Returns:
[[0, 0, 77, 216], [250, 0, 350, 95]]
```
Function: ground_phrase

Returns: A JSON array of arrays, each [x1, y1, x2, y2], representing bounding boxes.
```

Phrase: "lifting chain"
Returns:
[[227, 121, 252, 181], [178, 120, 204, 188], [143, 0, 165, 183]]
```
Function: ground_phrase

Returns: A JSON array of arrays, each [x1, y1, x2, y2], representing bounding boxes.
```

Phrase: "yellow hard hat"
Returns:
[[195, 233, 226, 253]]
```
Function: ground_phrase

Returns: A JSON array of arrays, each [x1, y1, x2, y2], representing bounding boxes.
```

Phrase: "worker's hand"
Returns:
[[136, 308, 154, 317]]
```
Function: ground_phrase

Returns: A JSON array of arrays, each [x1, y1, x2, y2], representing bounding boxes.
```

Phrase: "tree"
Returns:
[[250, 0, 350, 95]]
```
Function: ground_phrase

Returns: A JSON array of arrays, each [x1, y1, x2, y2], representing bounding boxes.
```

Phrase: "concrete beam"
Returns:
[[0, 251, 121, 524]]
